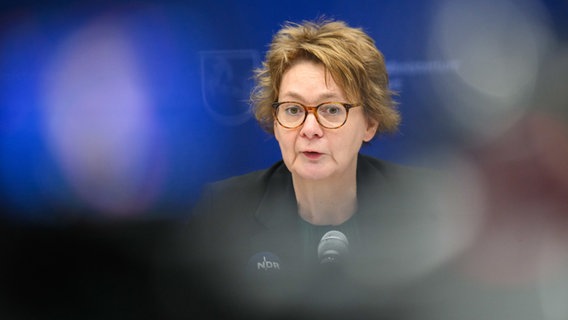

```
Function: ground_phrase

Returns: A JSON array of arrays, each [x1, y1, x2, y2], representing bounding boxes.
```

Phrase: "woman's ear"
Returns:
[[274, 120, 281, 142], [363, 118, 379, 142]]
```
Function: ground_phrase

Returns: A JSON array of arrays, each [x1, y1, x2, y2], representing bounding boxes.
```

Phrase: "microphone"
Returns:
[[318, 230, 349, 264]]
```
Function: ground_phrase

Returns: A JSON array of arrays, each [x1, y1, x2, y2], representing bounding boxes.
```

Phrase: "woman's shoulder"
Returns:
[[205, 160, 288, 195], [188, 160, 291, 242], [357, 153, 441, 195], [359, 153, 429, 177], [190, 160, 289, 218]]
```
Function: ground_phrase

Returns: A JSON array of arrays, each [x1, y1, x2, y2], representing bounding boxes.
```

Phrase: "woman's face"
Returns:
[[274, 60, 378, 182]]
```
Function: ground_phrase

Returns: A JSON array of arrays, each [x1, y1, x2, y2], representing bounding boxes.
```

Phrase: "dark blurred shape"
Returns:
[[0, 218, 224, 320]]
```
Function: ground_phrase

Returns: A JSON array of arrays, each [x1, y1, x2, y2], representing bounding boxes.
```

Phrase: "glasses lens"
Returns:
[[276, 102, 306, 128], [317, 103, 347, 128]]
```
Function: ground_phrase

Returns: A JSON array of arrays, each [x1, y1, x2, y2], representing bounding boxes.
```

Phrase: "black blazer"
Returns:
[[185, 153, 440, 318]]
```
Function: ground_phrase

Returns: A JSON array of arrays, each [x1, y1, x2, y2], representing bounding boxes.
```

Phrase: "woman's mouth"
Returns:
[[302, 151, 322, 160]]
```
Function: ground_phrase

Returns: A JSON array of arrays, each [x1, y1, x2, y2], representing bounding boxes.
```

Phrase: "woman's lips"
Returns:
[[302, 151, 323, 160]]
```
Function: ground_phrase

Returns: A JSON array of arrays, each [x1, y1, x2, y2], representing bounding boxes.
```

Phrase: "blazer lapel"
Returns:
[[254, 163, 298, 229]]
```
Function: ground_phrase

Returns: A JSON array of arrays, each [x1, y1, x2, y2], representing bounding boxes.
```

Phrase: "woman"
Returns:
[[187, 18, 427, 318], [254, 19, 400, 226]]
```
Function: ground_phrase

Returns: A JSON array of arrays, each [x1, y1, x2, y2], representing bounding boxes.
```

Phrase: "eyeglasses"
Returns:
[[272, 101, 361, 129]]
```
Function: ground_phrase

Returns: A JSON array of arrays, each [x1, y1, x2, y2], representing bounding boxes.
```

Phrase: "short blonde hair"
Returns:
[[251, 19, 400, 137]]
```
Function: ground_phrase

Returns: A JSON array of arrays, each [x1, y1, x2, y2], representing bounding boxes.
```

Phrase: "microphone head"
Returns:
[[318, 230, 349, 264]]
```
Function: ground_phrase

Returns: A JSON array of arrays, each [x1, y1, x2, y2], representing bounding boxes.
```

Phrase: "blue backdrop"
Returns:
[[1, 0, 566, 221]]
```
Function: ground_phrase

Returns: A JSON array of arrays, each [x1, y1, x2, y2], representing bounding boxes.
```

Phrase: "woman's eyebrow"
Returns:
[[280, 91, 342, 102]]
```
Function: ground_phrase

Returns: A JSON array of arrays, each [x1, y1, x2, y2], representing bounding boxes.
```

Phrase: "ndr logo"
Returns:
[[257, 255, 280, 271]]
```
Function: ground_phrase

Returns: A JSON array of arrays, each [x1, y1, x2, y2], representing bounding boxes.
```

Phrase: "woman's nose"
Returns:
[[299, 113, 323, 138]]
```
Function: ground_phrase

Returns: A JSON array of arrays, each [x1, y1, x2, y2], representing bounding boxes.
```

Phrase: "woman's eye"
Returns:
[[321, 105, 341, 115], [286, 106, 302, 115]]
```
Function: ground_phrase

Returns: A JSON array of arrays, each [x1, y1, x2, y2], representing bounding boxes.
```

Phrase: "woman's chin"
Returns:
[[292, 167, 333, 182]]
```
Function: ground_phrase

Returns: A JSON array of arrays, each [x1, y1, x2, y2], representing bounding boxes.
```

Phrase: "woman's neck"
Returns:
[[292, 174, 358, 226]]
